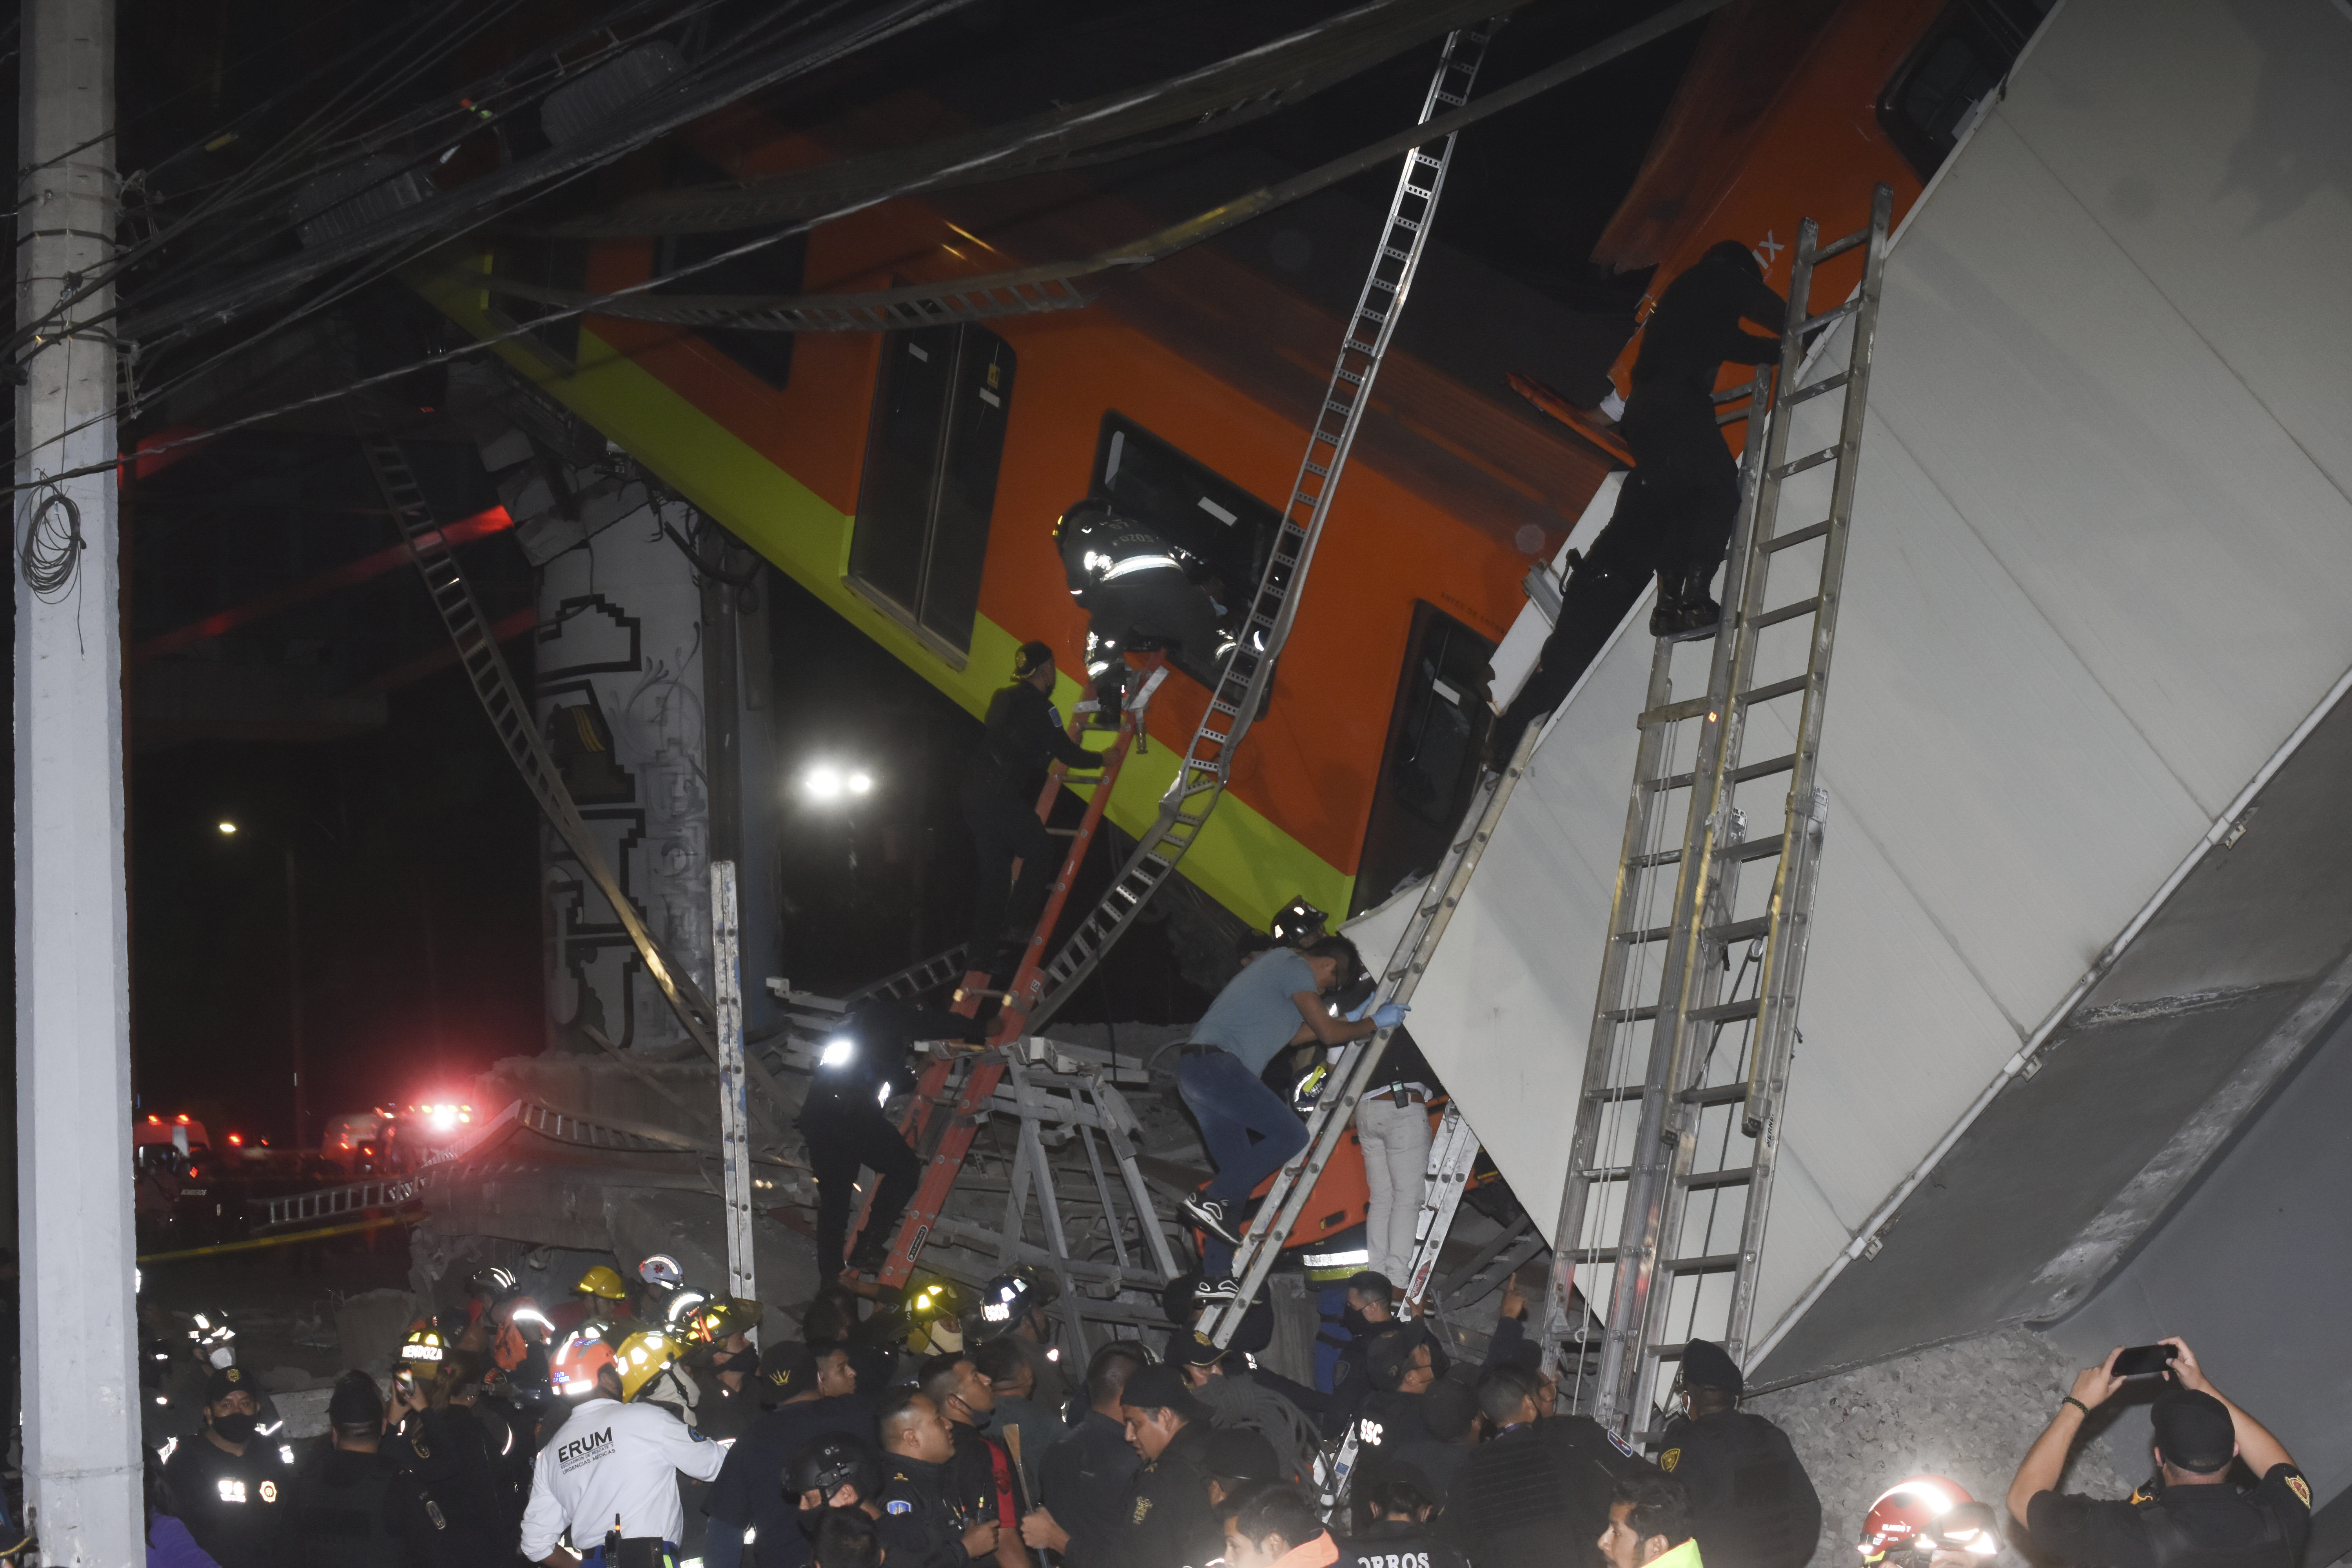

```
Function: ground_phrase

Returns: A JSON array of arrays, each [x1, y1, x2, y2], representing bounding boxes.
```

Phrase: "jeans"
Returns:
[[1354, 1092, 1433, 1281], [1176, 1048, 1310, 1276]]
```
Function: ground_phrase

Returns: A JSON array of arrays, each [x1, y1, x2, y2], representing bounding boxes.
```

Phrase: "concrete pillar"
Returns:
[[536, 501, 713, 1052], [13, 0, 143, 1557]]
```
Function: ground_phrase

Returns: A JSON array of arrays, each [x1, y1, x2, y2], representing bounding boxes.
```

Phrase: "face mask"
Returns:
[[212, 1411, 258, 1444], [964, 1405, 995, 1433]]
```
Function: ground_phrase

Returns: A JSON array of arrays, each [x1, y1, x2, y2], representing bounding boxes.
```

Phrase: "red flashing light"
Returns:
[[227, 1134, 243, 1146], [174, 1114, 190, 1124], [145, 1115, 161, 1124]]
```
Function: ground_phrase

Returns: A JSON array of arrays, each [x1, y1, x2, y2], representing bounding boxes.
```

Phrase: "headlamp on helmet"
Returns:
[[398, 1327, 448, 1365], [1859, 1478, 1994, 1566]]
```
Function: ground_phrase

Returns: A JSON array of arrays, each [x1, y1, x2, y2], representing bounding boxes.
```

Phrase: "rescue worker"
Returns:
[[2007, 1337, 2309, 1568], [1054, 496, 1235, 713], [1439, 1363, 1653, 1568], [675, 1297, 764, 1440], [784, 1432, 888, 1541], [1600, 1471, 1704, 1568], [971, 1265, 1072, 1414], [551, 1264, 636, 1335], [1857, 1477, 2002, 1568], [1219, 1482, 1340, 1568], [1654, 1339, 1820, 1568], [1341, 1476, 1470, 1568], [919, 1351, 1029, 1568], [1489, 241, 1788, 762], [431, 1346, 535, 1551], [390, 1346, 522, 1564], [707, 1342, 871, 1568], [287, 1370, 448, 1566], [1178, 935, 1403, 1296], [518, 1330, 728, 1567], [158, 1364, 298, 1568], [1107, 1362, 1223, 1568], [802, 998, 982, 1279], [960, 640, 1106, 975], [875, 1388, 1002, 1566], [1019, 1340, 1151, 1565]]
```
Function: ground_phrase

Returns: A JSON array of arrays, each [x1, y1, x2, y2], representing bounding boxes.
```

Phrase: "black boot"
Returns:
[[1647, 572, 1687, 639], [1664, 570, 1722, 642]]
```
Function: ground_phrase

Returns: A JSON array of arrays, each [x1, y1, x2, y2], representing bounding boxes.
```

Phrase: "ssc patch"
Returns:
[[1660, 1448, 1682, 1473], [887, 1500, 913, 1516], [1606, 1428, 1637, 1458], [2285, 1474, 2311, 1509]]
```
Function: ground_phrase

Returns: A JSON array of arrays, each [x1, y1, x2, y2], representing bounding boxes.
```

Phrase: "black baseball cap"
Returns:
[[1681, 1339, 1744, 1397], [1013, 641, 1056, 678], [2153, 1389, 2235, 1473], [204, 1365, 250, 1403], [1121, 1363, 1209, 1423], [761, 1341, 820, 1397]]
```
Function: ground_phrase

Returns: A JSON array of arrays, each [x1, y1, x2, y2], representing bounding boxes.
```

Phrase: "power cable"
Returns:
[[11, 0, 1730, 485]]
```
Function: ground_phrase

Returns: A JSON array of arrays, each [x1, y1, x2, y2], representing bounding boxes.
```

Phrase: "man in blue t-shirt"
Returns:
[[1176, 933, 1406, 1299]]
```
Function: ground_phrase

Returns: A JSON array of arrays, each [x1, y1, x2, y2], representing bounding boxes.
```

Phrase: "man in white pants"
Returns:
[[1354, 1026, 1440, 1287]]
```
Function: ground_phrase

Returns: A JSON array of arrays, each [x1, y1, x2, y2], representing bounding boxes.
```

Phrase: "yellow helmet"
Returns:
[[680, 1295, 760, 1345], [574, 1265, 630, 1303], [398, 1325, 448, 1365], [614, 1330, 686, 1403]]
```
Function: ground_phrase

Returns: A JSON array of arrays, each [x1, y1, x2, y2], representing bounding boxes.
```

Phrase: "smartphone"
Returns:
[[2113, 1343, 2177, 1379]]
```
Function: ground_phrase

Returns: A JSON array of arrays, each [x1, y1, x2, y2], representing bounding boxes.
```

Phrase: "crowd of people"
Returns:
[[138, 1222, 2314, 1568]]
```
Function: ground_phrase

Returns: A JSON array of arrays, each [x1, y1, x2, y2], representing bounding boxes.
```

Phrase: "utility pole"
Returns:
[[15, 0, 142, 1558]]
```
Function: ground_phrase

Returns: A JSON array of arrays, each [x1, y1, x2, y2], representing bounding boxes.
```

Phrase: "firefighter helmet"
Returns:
[[1859, 1477, 1998, 1565], [550, 1328, 617, 1398], [397, 1325, 449, 1365], [614, 1329, 688, 1403], [574, 1265, 630, 1302]]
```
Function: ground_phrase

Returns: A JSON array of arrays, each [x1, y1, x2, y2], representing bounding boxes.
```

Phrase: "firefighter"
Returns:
[[1654, 1340, 1819, 1568], [1488, 241, 1788, 763], [1054, 496, 1234, 715], [1857, 1477, 2003, 1568], [959, 640, 1106, 974], [802, 997, 985, 1278], [519, 1330, 728, 1567]]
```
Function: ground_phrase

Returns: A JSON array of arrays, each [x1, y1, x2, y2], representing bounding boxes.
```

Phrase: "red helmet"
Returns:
[[1858, 1477, 2000, 1565], [550, 1328, 616, 1399]]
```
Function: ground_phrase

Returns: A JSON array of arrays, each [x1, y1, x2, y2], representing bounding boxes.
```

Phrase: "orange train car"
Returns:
[[419, 0, 2047, 1241]]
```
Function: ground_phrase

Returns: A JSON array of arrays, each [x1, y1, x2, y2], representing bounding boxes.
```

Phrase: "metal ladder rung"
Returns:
[[1688, 998, 1760, 1024], [1752, 596, 1822, 630], [1761, 520, 1831, 554], [1638, 695, 1713, 729], [1786, 370, 1851, 407], [1808, 226, 1869, 263], [1661, 1252, 1741, 1275], [1730, 753, 1798, 784], [1682, 1165, 1757, 1191], [1706, 915, 1770, 946], [1797, 296, 1861, 337], [1601, 1005, 1659, 1025], [1737, 673, 1809, 707], [1769, 445, 1842, 482]]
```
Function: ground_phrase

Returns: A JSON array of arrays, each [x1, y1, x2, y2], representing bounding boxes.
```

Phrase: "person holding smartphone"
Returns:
[[2005, 1336, 2308, 1568]]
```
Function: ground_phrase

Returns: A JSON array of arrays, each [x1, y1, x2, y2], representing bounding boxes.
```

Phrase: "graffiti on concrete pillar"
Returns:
[[535, 511, 711, 1053]]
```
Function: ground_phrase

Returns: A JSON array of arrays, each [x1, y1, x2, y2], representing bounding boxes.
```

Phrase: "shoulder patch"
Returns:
[[1133, 1496, 1154, 1524], [1606, 1428, 1637, 1457], [689, 1426, 711, 1442], [887, 1499, 913, 1515], [2285, 1474, 2312, 1510], [1661, 1448, 1681, 1472]]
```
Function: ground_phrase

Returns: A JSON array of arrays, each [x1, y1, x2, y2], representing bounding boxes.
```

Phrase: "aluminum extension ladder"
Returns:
[[1541, 186, 1893, 1438], [862, 662, 1169, 1287], [1000, 19, 1500, 1042], [1199, 713, 1541, 1344], [357, 435, 795, 1129]]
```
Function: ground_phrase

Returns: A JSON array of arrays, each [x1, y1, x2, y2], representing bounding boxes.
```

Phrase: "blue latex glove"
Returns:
[[1344, 996, 1377, 1022], [1373, 1002, 1410, 1030]]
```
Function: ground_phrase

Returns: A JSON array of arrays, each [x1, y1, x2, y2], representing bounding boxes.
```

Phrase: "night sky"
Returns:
[[12, 0, 1712, 1151]]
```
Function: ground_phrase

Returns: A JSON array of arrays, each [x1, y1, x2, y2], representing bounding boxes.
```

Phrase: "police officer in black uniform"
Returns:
[[160, 1364, 299, 1568], [802, 996, 985, 1278], [2008, 1337, 2310, 1568], [875, 1388, 1000, 1568], [287, 1370, 450, 1566], [1654, 1339, 1820, 1568], [1489, 241, 1788, 763], [960, 640, 1106, 974], [1341, 1474, 1471, 1568], [1110, 1364, 1224, 1568], [788, 1433, 894, 1562], [1054, 497, 1234, 717]]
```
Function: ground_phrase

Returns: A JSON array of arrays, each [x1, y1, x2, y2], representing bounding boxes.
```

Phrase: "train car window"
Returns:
[[654, 150, 805, 390], [1091, 413, 1283, 604], [849, 324, 1016, 658], [1353, 603, 1495, 915], [1876, 0, 2051, 179]]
